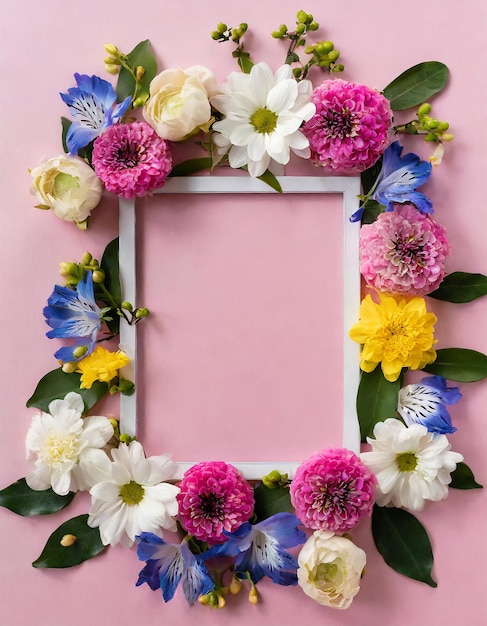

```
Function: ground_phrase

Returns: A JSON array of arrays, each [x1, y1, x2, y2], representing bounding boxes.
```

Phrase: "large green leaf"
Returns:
[[423, 348, 487, 382], [383, 62, 449, 111], [253, 483, 293, 523], [32, 514, 106, 568], [169, 157, 213, 177], [372, 505, 437, 587], [360, 200, 383, 225], [450, 462, 483, 490], [357, 369, 402, 441], [361, 157, 382, 195], [116, 40, 157, 105], [0, 478, 75, 516], [26, 368, 108, 413], [429, 272, 487, 303]]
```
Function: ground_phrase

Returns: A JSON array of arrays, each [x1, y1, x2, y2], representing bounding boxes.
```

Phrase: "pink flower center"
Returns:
[[319, 107, 357, 139], [390, 234, 427, 268], [197, 492, 226, 520], [110, 137, 140, 169]]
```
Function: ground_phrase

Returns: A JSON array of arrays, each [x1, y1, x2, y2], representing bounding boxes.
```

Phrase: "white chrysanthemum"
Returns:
[[25, 392, 114, 496], [88, 440, 180, 547], [360, 418, 463, 511], [211, 62, 316, 177]]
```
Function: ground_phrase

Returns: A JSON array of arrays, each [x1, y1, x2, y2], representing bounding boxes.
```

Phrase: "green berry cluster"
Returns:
[[211, 21, 248, 44], [59, 251, 104, 286], [416, 103, 453, 142], [272, 10, 344, 79]]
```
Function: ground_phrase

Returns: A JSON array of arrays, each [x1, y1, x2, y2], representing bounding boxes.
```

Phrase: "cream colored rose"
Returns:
[[143, 66, 217, 141], [30, 155, 102, 225], [297, 531, 366, 609]]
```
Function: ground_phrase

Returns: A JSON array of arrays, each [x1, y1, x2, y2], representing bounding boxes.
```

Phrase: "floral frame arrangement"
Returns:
[[1, 9, 485, 611]]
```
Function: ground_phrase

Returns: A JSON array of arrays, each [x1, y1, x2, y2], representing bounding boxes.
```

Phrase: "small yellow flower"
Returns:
[[76, 346, 130, 389], [349, 294, 437, 382]]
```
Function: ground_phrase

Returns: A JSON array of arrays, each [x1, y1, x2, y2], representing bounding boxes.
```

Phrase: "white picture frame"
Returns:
[[119, 175, 361, 479]]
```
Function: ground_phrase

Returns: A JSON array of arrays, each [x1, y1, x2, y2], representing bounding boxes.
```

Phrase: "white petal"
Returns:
[[266, 132, 289, 164], [228, 145, 250, 169], [248, 153, 270, 178], [266, 80, 298, 114], [81, 416, 114, 448], [247, 133, 267, 161], [231, 123, 257, 146], [249, 63, 274, 108]]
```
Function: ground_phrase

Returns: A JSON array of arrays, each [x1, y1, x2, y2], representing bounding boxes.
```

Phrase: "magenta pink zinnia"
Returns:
[[290, 448, 376, 533], [360, 203, 450, 295], [302, 79, 392, 173], [92, 121, 172, 198], [177, 461, 254, 543]]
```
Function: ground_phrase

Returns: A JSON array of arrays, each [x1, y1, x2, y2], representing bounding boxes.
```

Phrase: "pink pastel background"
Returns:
[[1, 0, 486, 625]]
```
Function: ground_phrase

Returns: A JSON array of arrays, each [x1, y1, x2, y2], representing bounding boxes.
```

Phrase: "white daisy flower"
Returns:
[[88, 440, 180, 547], [211, 62, 316, 177], [360, 418, 463, 511], [25, 392, 114, 496]]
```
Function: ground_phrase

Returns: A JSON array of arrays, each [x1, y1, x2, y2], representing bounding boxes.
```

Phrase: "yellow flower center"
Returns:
[[377, 313, 414, 356], [396, 452, 418, 472], [315, 562, 338, 582], [41, 432, 79, 467], [53, 172, 80, 196], [119, 480, 145, 505], [250, 107, 278, 134]]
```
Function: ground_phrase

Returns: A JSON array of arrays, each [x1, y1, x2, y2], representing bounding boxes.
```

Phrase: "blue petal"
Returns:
[[383, 191, 433, 214], [66, 124, 100, 155], [111, 96, 132, 123], [181, 543, 214, 605], [254, 513, 307, 549]]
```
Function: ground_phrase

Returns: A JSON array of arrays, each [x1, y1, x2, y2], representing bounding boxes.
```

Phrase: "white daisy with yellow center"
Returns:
[[211, 62, 316, 177]]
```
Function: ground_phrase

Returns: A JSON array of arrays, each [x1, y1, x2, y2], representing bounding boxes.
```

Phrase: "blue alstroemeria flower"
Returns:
[[60, 73, 131, 154], [136, 533, 215, 605], [398, 375, 461, 435], [43, 272, 101, 362], [351, 141, 433, 222], [207, 512, 306, 586]]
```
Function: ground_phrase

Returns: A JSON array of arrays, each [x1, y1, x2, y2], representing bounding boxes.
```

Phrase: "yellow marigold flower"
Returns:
[[349, 294, 437, 382], [76, 346, 130, 389]]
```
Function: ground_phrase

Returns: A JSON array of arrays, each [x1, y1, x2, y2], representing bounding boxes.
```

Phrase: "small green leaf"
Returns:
[[61, 117, 71, 153], [361, 157, 383, 195], [169, 157, 213, 177], [372, 505, 437, 587], [253, 483, 293, 523], [360, 200, 384, 225], [357, 369, 402, 441], [26, 368, 108, 413], [423, 348, 487, 382], [116, 40, 157, 105], [257, 169, 282, 193], [100, 237, 121, 306], [383, 61, 449, 111], [450, 462, 483, 489], [32, 514, 106, 568], [429, 272, 487, 303], [0, 479, 75, 516]]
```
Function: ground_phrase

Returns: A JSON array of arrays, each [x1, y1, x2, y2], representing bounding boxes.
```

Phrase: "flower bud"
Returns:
[[321, 41, 335, 53], [59, 261, 77, 276], [62, 362, 77, 374], [121, 301, 133, 312], [296, 23, 306, 35], [249, 587, 259, 604], [217, 594, 226, 609], [309, 21, 319, 30], [217, 22, 227, 33], [104, 43, 119, 56], [82, 251, 93, 265], [229, 575, 242, 595], [418, 103, 431, 117], [438, 121, 450, 131], [135, 66, 145, 82], [135, 307, 149, 318], [60, 534, 77, 547], [296, 10, 309, 24], [442, 133, 454, 142], [328, 50, 340, 62], [91, 269, 105, 283], [199, 593, 211, 605], [73, 346, 88, 359], [132, 95, 147, 108], [210, 30, 221, 40]]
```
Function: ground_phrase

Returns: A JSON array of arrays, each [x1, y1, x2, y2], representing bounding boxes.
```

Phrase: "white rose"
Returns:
[[297, 531, 366, 609], [143, 66, 218, 141], [30, 155, 102, 225]]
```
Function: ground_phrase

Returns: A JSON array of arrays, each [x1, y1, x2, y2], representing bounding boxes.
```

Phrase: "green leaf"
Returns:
[[423, 348, 487, 382], [26, 368, 108, 413], [361, 157, 383, 195], [372, 505, 437, 587], [116, 40, 157, 105], [100, 237, 121, 305], [32, 514, 106, 568], [383, 62, 449, 111], [428, 272, 487, 303], [257, 169, 282, 193], [0, 478, 75, 516], [357, 368, 402, 441], [169, 157, 213, 177], [61, 116, 71, 153], [253, 483, 293, 523], [360, 200, 384, 225], [450, 462, 483, 489]]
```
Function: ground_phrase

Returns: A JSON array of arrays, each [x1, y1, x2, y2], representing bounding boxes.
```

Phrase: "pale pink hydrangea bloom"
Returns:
[[360, 203, 450, 295], [303, 79, 392, 173], [92, 121, 172, 198], [177, 461, 254, 543], [290, 448, 376, 533]]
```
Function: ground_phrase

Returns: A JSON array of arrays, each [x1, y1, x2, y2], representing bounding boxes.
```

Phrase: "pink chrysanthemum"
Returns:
[[302, 79, 392, 173], [290, 448, 376, 533], [92, 121, 172, 198], [177, 461, 254, 543], [360, 203, 450, 295]]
